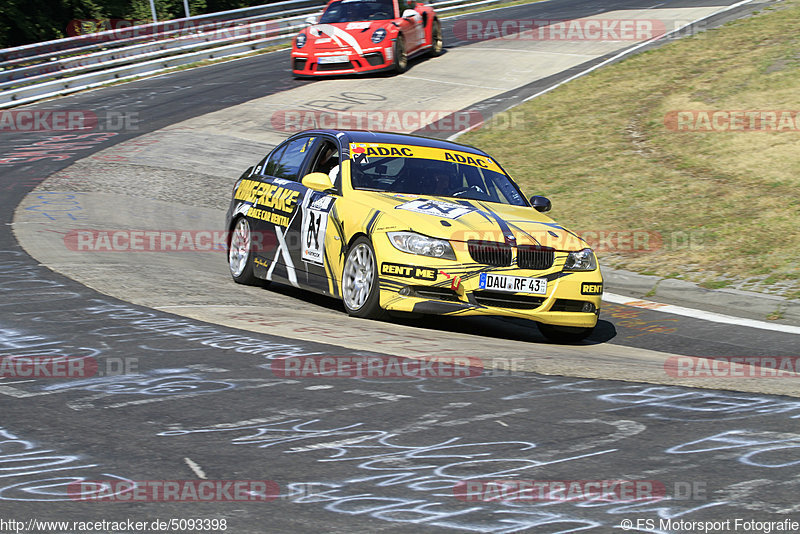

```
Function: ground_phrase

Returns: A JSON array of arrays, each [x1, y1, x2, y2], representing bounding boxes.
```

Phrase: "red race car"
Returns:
[[291, 0, 442, 77]]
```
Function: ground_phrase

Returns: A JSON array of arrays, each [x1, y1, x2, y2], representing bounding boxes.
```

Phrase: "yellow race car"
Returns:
[[225, 130, 602, 342]]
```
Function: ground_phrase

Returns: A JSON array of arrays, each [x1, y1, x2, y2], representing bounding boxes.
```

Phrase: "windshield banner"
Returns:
[[349, 142, 505, 174]]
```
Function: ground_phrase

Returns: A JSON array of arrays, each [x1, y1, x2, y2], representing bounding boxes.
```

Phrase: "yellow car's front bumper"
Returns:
[[373, 238, 602, 328]]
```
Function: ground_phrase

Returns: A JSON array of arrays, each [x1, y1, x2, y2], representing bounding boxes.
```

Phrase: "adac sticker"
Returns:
[[581, 282, 603, 295], [349, 143, 503, 173]]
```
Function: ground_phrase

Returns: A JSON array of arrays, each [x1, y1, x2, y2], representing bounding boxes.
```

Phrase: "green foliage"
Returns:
[[0, 0, 104, 48], [0, 0, 277, 48], [126, 0, 208, 21]]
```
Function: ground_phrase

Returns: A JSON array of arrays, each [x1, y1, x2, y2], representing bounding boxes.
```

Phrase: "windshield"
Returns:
[[320, 0, 395, 23], [348, 143, 528, 206]]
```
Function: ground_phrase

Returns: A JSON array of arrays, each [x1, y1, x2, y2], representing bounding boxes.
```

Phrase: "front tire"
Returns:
[[429, 19, 443, 57], [229, 217, 258, 285], [537, 323, 594, 343], [392, 35, 408, 73], [342, 237, 384, 319]]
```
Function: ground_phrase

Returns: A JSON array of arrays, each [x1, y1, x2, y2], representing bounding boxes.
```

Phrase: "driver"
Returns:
[[431, 171, 452, 196], [427, 162, 457, 196], [328, 164, 340, 184]]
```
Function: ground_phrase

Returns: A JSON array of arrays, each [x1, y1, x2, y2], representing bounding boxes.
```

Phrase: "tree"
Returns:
[[0, 0, 274, 49], [0, 0, 105, 48]]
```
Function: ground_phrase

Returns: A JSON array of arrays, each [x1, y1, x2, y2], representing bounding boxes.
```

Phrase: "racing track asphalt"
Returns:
[[1, 0, 798, 532]]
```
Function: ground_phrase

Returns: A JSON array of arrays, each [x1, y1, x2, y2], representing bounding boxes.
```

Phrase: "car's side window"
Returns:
[[253, 141, 289, 177], [307, 138, 340, 186], [260, 145, 286, 177], [268, 136, 316, 181]]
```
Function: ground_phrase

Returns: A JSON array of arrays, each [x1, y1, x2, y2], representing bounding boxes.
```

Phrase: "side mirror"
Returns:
[[304, 14, 319, 26], [302, 172, 334, 192], [530, 195, 551, 213], [402, 8, 418, 19]]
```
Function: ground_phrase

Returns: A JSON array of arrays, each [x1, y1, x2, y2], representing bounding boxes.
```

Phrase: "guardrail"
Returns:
[[0, 0, 503, 109]]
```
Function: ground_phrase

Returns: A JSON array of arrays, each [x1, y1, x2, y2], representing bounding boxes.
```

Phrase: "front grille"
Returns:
[[518, 245, 555, 270], [551, 299, 595, 313], [468, 241, 555, 270], [364, 52, 384, 66], [468, 241, 511, 267], [316, 61, 354, 71], [293, 58, 307, 70], [473, 291, 546, 309]]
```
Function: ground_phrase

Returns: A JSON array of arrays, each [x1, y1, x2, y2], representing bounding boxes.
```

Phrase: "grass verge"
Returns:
[[462, 0, 800, 300]]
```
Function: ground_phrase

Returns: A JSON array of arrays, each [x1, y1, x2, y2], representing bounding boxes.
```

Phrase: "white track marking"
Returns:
[[603, 292, 800, 335], [184, 457, 208, 479]]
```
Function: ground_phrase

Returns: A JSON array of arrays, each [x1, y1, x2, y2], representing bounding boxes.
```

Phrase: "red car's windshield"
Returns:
[[320, 0, 395, 23]]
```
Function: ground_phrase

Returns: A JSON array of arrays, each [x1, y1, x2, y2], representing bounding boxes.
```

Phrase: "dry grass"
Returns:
[[464, 1, 800, 299]]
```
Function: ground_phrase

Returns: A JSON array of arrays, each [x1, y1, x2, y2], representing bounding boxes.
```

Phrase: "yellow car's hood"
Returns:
[[358, 192, 587, 251]]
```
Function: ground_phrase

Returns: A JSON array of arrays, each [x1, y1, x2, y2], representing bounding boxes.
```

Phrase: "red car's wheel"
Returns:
[[393, 35, 408, 73], [429, 19, 443, 57]]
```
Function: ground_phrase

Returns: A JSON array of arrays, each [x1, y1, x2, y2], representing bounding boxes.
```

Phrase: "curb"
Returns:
[[602, 266, 800, 327]]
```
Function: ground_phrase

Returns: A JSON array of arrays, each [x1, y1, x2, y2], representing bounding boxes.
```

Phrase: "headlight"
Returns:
[[296, 33, 307, 48], [564, 248, 597, 271], [387, 231, 456, 260], [371, 28, 387, 43]]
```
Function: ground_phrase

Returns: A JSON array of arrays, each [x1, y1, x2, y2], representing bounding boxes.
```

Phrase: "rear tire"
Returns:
[[393, 35, 408, 73], [537, 323, 594, 343], [341, 237, 384, 319], [429, 19, 443, 57], [229, 217, 258, 285]]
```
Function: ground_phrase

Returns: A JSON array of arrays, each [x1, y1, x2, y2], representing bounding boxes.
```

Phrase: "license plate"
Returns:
[[479, 273, 547, 294], [318, 55, 349, 64]]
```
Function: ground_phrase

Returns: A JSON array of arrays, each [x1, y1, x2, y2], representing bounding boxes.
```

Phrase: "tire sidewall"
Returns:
[[342, 237, 383, 318], [430, 19, 443, 56], [393, 35, 408, 73], [229, 217, 258, 285]]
